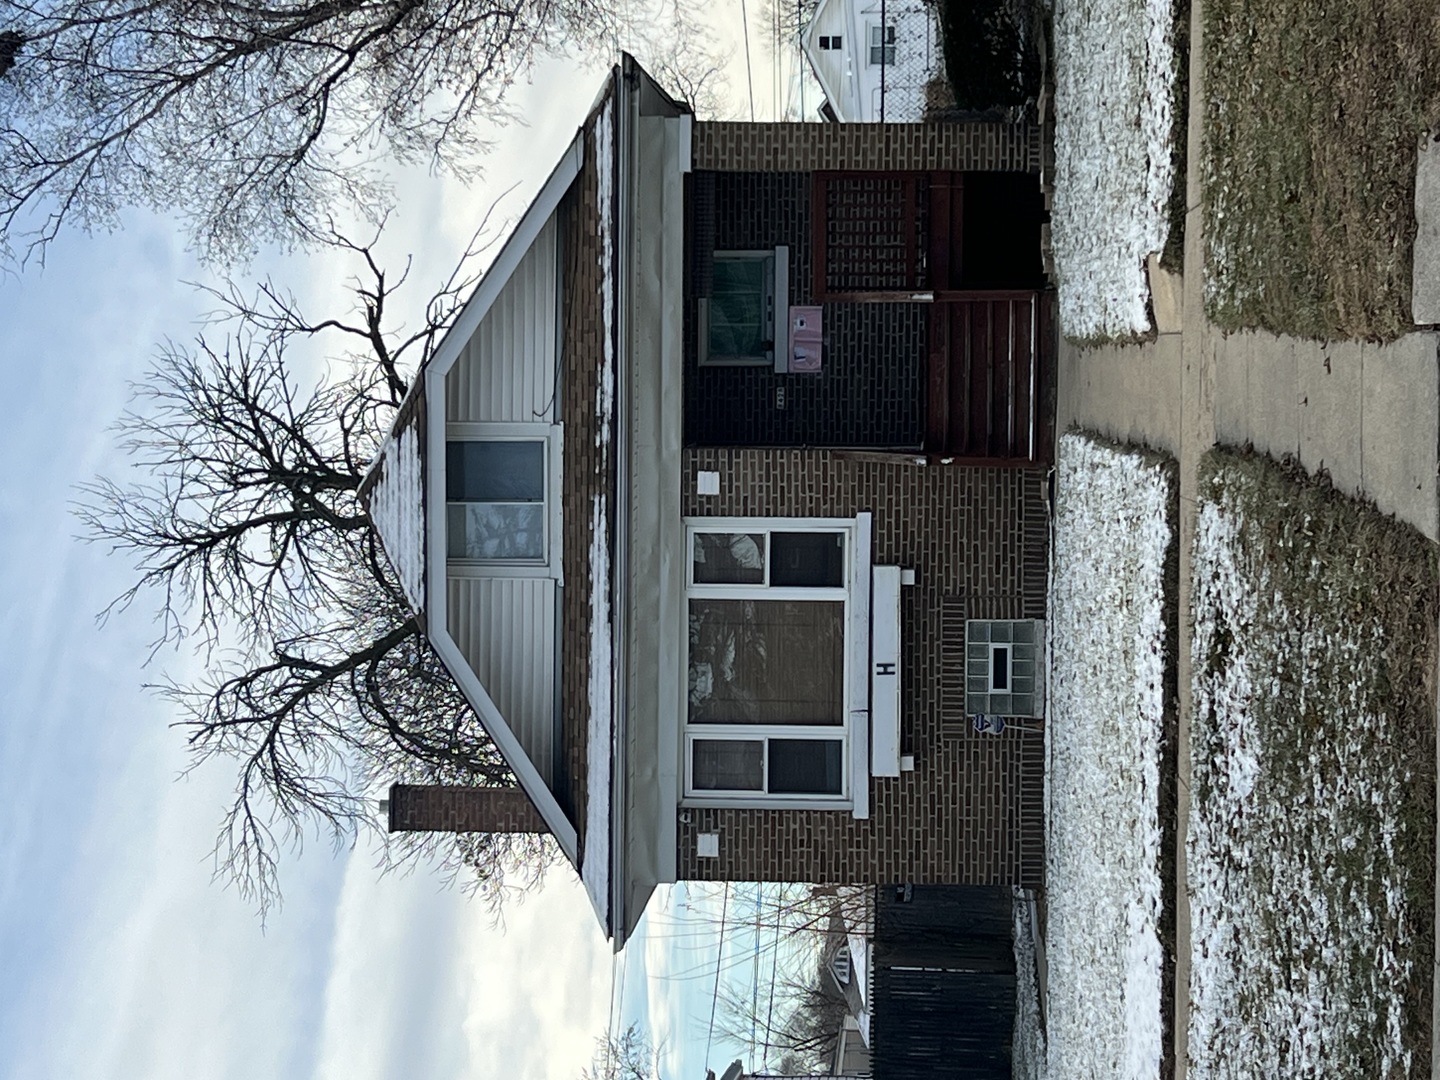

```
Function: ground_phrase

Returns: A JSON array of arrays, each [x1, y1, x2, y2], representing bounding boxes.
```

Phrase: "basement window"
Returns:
[[965, 619, 1044, 718]]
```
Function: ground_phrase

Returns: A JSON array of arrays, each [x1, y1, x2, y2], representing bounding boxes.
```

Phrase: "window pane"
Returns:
[[448, 503, 545, 560], [710, 256, 770, 358], [688, 599, 844, 725], [990, 645, 1010, 690], [769, 739, 844, 795], [770, 532, 845, 587], [693, 739, 764, 791], [693, 532, 766, 584], [446, 441, 545, 502]]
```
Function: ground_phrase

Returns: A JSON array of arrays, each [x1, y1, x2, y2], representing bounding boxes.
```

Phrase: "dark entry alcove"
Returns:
[[959, 171, 1045, 289]]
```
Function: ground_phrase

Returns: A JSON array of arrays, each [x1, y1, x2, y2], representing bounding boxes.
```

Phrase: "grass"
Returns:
[[1048, 0, 1185, 342], [1188, 449, 1437, 1079], [1203, 0, 1440, 340], [1160, 0, 1190, 274]]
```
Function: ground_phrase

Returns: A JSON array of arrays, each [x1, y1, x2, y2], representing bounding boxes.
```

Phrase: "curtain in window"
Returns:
[[687, 599, 844, 724]]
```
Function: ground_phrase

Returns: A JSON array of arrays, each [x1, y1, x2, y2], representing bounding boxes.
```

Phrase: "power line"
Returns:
[[739, 0, 756, 121], [704, 883, 731, 1065], [761, 908, 782, 1069]]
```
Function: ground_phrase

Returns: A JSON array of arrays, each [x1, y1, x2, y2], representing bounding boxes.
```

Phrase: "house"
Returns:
[[364, 56, 1053, 950], [820, 911, 875, 1075], [801, 0, 941, 122]]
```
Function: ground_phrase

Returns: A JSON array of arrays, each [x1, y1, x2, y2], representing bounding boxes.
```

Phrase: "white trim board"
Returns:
[[428, 133, 585, 381]]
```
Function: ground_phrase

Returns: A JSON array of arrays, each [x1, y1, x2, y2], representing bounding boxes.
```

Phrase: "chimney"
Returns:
[[386, 784, 549, 834]]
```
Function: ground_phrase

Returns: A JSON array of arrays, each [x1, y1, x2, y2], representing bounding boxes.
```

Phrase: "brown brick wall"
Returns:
[[676, 449, 1047, 887], [387, 784, 549, 833], [559, 97, 616, 839], [692, 121, 1042, 174]]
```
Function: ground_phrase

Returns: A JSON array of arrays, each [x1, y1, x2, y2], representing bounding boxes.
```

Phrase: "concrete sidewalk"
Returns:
[[1059, 326, 1440, 541], [1053, 0, 1440, 1072]]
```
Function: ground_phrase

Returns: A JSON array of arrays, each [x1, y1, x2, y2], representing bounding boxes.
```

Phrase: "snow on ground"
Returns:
[[1051, 0, 1177, 340], [1047, 432, 1176, 1080], [1188, 454, 1433, 1080], [1012, 889, 1046, 1080]]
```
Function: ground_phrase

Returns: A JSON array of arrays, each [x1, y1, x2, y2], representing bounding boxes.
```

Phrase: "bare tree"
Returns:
[[631, 3, 734, 120], [77, 221, 559, 915], [718, 959, 848, 1074], [583, 1024, 658, 1080], [0, 0, 620, 262], [706, 886, 872, 1073], [753, 0, 818, 52]]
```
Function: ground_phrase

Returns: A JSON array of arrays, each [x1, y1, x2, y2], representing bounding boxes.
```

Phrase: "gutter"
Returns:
[[608, 57, 636, 950]]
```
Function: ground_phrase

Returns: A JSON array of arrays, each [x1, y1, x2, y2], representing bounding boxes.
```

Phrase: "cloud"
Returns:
[[309, 861, 612, 1080]]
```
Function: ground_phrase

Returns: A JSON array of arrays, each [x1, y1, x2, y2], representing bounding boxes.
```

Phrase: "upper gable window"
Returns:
[[868, 24, 897, 65], [698, 247, 789, 367], [819, 34, 842, 49], [446, 436, 551, 564]]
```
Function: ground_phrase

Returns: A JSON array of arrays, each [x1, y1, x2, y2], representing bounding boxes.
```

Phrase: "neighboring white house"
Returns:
[[801, 0, 941, 122]]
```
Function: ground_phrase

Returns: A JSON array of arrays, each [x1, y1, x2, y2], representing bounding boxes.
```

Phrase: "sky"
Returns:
[[0, 7, 820, 1080]]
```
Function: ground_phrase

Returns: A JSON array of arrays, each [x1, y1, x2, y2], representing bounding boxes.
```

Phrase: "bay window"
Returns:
[[684, 519, 870, 806]]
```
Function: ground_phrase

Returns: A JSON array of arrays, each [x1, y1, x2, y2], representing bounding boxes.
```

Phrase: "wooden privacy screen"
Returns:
[[811, 170, 1050, 463]]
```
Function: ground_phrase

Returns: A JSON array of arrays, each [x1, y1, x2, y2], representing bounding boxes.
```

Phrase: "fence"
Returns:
[[870, 885, 1017, 1079]]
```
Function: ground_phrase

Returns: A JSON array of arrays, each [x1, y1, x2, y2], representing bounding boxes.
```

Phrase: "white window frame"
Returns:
[[867, 23, 897, 66], [988, 641, 1013, 692], [697, 247, 790, 368], [681, 515, 872, 813], [444, 421, 563, 578]]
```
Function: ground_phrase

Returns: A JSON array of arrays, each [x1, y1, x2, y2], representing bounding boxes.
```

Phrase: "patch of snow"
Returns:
[[1051, 0, 1177, 339], [1047, 432, 1173, 1080], [581, 96, 616, 926], [367, 421, 424, 612]]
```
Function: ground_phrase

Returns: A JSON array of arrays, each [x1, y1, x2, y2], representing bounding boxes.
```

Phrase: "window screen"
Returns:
[[688, 599, 844, 725], [768, 739, 844, 795], [446, 440, 546, 561], [693, 739, 764, 791], [709, 254, 772, 360]]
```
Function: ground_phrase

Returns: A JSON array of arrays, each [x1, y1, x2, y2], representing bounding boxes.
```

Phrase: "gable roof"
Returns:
[[800, 0, 859, 120], [366, 55, 693, 947], [366, 99, 597, 893]]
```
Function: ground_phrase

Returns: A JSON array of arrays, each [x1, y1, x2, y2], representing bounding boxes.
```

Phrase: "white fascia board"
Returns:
[[424, 367, 446, 635], [422, 366, 579, 862], [427, 133, 585, 381], [845, 0, 868, 121], [428, 630, 580, 861]]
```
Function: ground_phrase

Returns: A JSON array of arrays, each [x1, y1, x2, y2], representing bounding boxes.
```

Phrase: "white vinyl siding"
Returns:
[[446, 215, 559, 424], [447, 576, 558, 785]]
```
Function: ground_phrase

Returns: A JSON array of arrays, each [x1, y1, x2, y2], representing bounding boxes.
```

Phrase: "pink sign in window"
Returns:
[[788, 305, 823, 373]]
